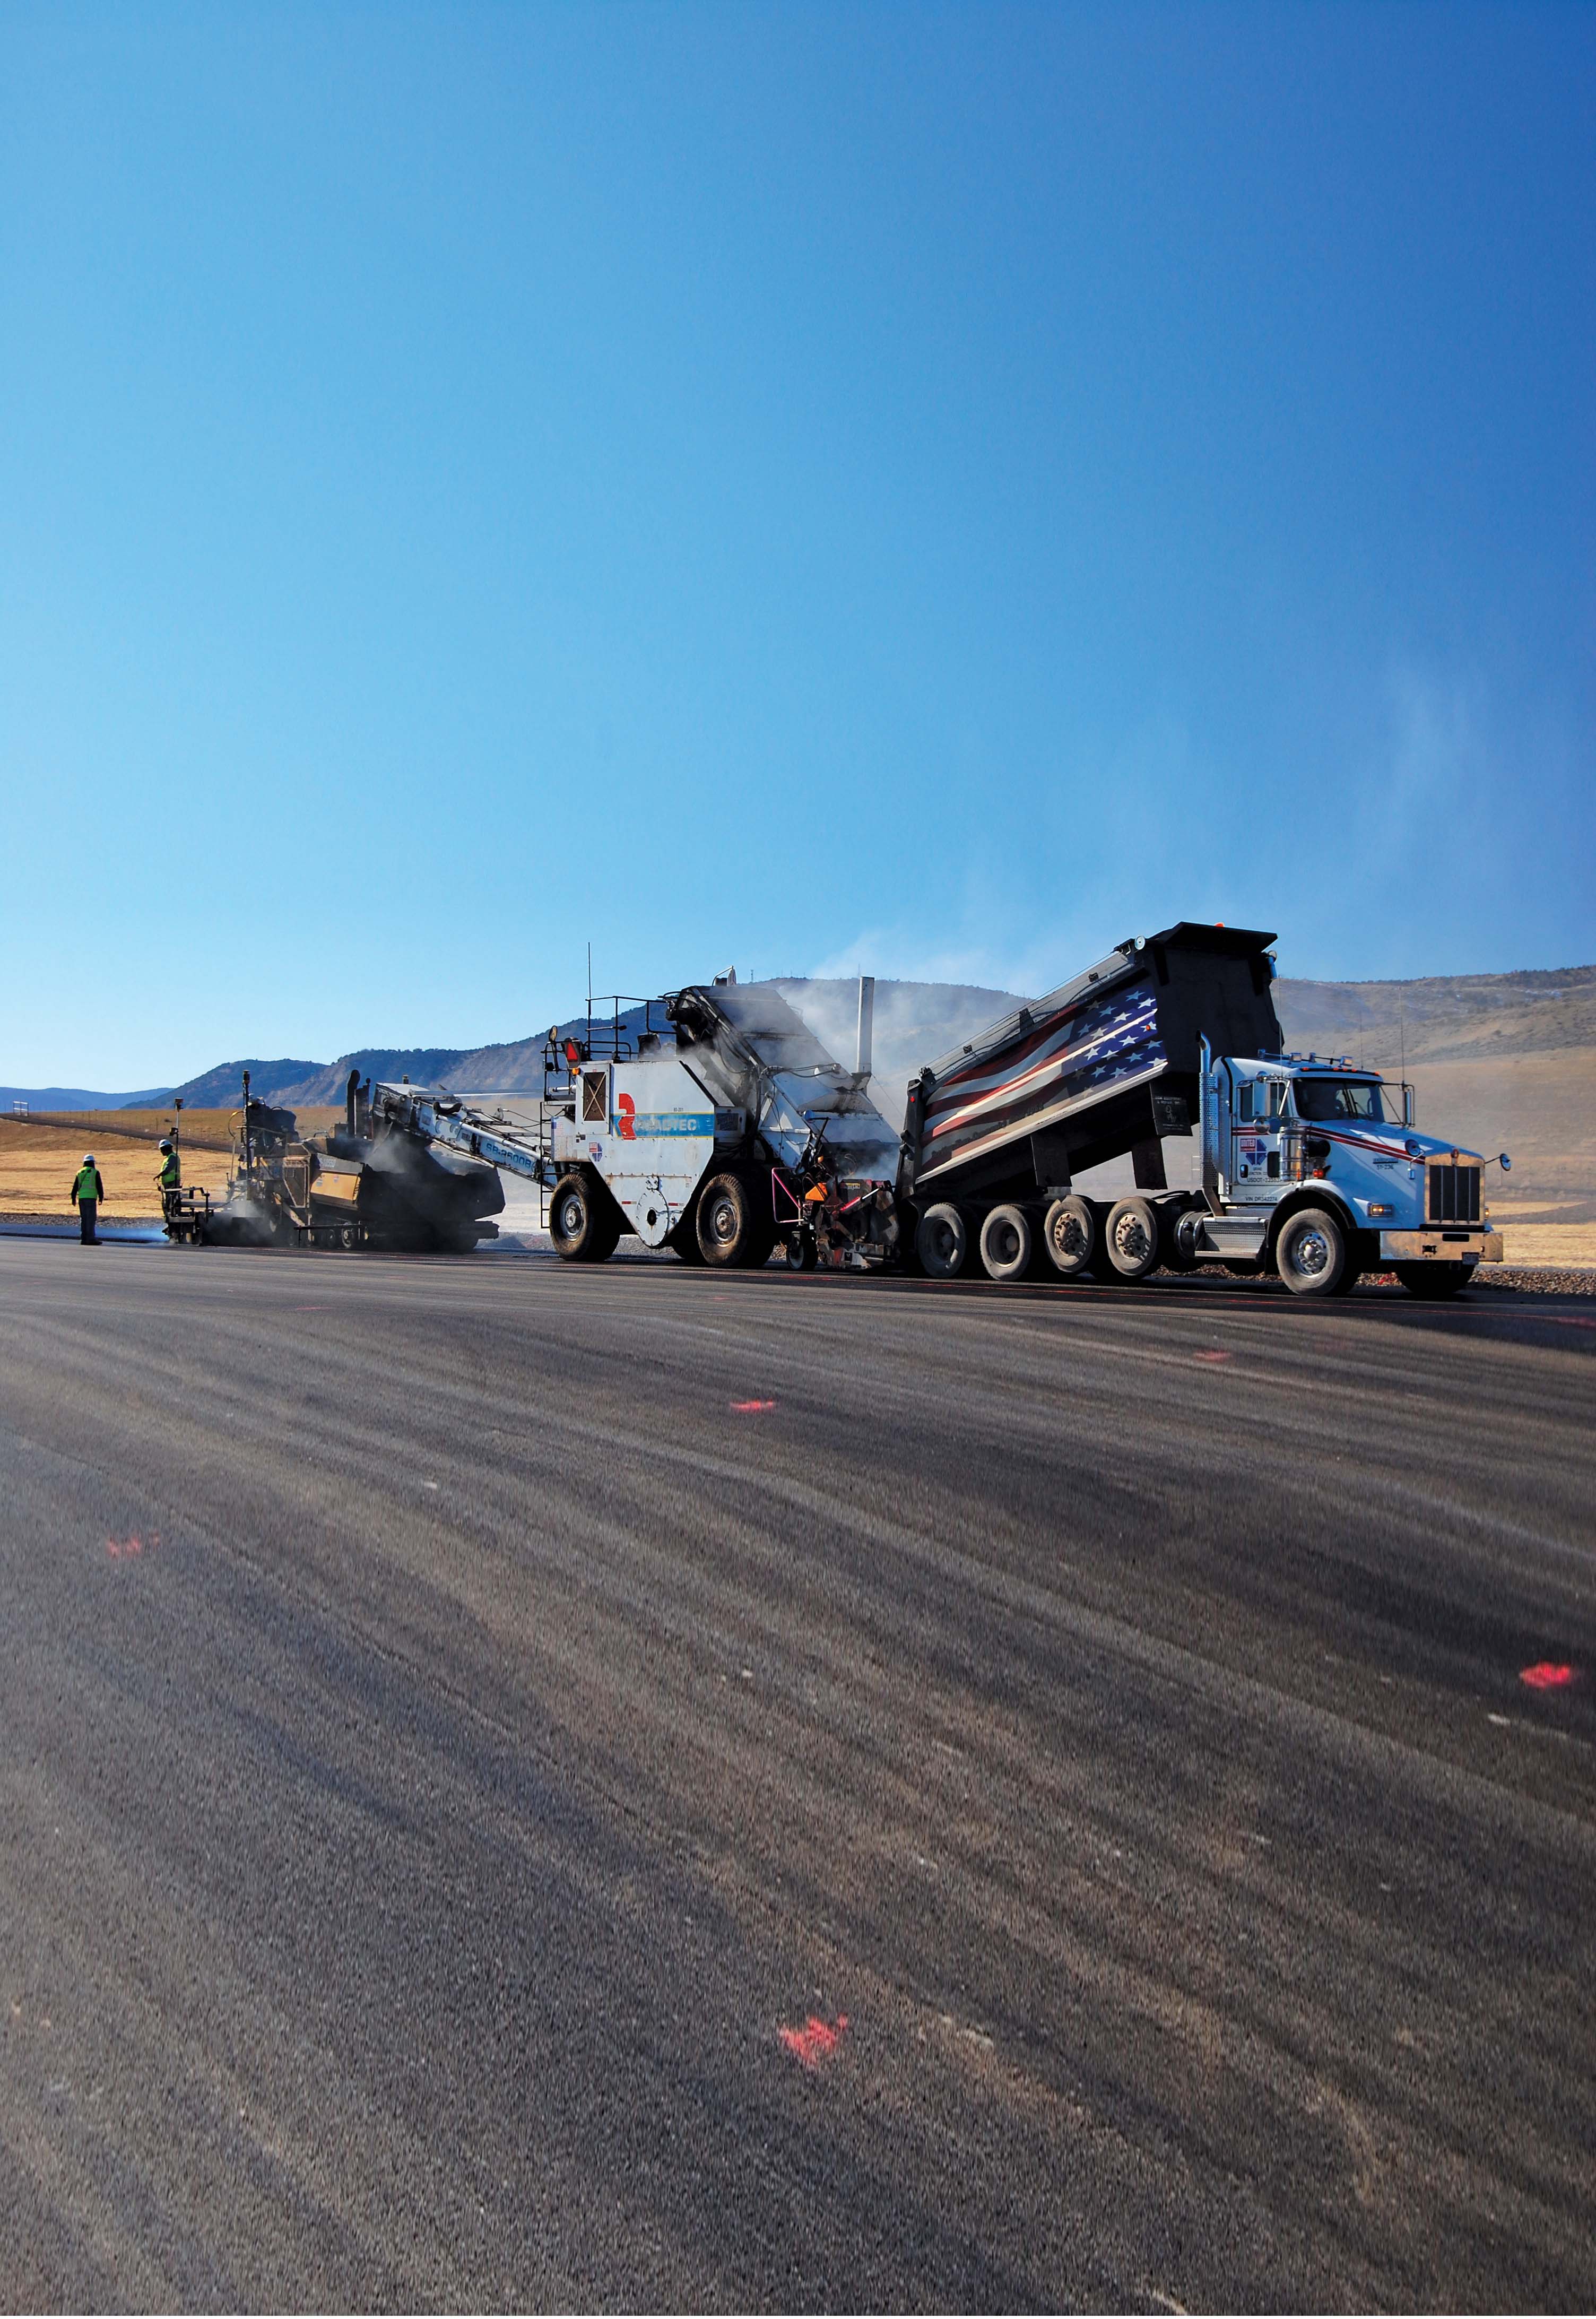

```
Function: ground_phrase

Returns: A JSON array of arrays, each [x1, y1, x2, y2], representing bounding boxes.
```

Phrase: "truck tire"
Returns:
[[668, 1205, 705, 1262], [1104, 1196, 1160, 1281], [695, 1171, 775, 1268], [916, 1202, 969, 1279], [1276, 1205, 1347, 1297], [1395, 1261, 1474, 1300], [1157, 1196, 1200, 1273], [979, 1204, 1034, 1283], [549, 1172, 621, 1263], [785, 1227, 818, 1271], [1042, 1193, 1095, 1278]]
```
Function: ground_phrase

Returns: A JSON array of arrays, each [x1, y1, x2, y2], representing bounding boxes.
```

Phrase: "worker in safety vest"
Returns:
[[155, 1138, 180, 1221], [71, 1154, 105, 1244]]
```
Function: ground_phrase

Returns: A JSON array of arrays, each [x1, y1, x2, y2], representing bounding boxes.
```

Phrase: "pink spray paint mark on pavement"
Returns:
[[731, 1399, 777, 1413], [107, 1532, 159, 1560], [1520, 1663, 1575, 1690], [1193, 1351, 1231, 1364], [780, 2014, 849, 2069]]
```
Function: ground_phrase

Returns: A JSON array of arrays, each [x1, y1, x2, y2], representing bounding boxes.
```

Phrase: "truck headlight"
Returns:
[[1367, 1203, 1394, 1218]]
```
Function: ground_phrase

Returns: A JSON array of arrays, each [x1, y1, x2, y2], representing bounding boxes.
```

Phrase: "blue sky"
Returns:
[[3, 2, 1592, 1085]]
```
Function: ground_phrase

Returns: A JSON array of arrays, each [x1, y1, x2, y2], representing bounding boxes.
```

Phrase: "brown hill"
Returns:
[[1272, 963, 1596, 1067], [1272, 966, 1596, 1226]]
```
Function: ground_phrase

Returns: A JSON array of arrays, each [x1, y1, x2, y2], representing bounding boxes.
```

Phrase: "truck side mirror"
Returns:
[[1402, 1084, 1415, 1128], [1498, 1153, 1512, 1173]]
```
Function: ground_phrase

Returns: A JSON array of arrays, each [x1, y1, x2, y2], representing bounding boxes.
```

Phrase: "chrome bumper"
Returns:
[[1379, 1229, 1502, 1265]]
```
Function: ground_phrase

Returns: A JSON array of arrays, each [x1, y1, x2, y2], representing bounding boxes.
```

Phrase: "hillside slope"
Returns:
[[1272, 963, 1596, 1066]]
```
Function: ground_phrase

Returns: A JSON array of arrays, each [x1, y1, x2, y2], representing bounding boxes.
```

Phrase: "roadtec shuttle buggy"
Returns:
[[356, 981, 904, 1270], [544, 980, 903, 1268]]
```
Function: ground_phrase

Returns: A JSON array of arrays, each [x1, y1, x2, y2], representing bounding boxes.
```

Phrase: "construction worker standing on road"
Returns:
[[155, 1138, 180, 1222], [71, 1153, 105, 1244]]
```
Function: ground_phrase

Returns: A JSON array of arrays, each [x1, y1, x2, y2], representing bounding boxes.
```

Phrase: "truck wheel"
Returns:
[[550, 1172, 620, 1262], [1395, 1261, 1474, 1300], [916, 1202, 969, 1279], [1105, 1196, 1160, 1280], [1157, 1197, 1201, 1273], [696, 1172, 774, 1267], [1276, 1206, 1347, 1296], [1042, 1193, 1095, 1278], [979, 1204, 1034, 1282], [668, 1206, 705, 1262], [785, 1228, 817, 1271]]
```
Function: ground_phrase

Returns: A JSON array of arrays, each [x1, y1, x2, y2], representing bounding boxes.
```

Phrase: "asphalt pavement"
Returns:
[[2, 1236, 1593, 2310]]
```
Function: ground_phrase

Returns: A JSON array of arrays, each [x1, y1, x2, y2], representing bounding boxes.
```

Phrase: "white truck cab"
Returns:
[[1181, 1043, 1505, 1296]]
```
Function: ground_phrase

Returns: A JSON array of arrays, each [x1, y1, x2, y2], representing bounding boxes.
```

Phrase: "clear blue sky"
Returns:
[[3, 2, 1592, 1086]]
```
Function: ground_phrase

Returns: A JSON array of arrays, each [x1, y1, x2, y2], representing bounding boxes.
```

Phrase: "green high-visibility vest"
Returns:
[[158, 1152, 180, 1188], [73, 1166, 100, 1202]]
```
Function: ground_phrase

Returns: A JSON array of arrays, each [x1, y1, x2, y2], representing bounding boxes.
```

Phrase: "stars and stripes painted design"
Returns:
[[920, 976, 1165, 1174]]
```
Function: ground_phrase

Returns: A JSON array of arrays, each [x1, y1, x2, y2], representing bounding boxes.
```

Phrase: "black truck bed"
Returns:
[[900, 922, 1281, 1204]]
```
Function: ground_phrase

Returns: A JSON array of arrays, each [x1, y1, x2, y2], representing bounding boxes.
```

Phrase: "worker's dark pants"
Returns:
[[77, 1199, 97, 1244]]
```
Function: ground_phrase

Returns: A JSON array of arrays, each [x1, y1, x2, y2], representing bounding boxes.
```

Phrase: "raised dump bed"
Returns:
[[901, 921, 1282, 1211]]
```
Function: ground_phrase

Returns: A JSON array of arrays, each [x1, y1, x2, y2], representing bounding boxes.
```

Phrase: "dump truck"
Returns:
[[901, 921, 1505, 1298]]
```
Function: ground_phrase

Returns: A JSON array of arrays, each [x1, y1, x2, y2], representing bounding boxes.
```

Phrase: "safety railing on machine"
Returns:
[[541, 996, 670, 1105]]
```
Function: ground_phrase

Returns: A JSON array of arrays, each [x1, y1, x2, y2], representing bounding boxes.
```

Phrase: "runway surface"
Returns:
[[1, 1236, 1592, 2309]]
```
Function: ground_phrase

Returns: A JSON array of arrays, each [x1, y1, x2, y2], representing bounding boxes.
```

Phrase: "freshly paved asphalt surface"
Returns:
[[2, 1236, 1593, 2312]]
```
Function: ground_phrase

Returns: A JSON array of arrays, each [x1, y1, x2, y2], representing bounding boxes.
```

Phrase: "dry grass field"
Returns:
[[0, 1116, 231, 1218], [0, 1109, 342, 1220]]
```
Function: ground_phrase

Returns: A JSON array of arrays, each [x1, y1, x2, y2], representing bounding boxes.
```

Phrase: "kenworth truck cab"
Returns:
[[1173, 1041, 1505, 1297]]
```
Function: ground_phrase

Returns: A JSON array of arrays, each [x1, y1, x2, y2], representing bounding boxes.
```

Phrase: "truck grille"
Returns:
[[1428, 1162, 1480, 1224]]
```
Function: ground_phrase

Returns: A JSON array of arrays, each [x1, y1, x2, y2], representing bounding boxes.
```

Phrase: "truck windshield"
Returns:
[[1293, 1078, 1387, 1122]]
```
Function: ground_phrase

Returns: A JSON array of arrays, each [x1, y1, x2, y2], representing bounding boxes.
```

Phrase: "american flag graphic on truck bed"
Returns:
[[918, 975, 1165, 1178]]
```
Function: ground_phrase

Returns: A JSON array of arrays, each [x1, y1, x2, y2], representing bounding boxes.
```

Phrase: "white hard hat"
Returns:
[[82, 1152, 94, 1163]]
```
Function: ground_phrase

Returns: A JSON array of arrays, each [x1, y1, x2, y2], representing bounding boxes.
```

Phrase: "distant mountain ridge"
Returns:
[[168, 1051, 475, 1109], [0, 1082, 172, 1111], [159, 1015, 663, 1110]]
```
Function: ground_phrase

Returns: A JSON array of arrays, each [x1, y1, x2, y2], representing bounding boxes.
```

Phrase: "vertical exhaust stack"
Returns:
[[346, 1068, 360, 1140], [855, 975, 875, 1083]]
